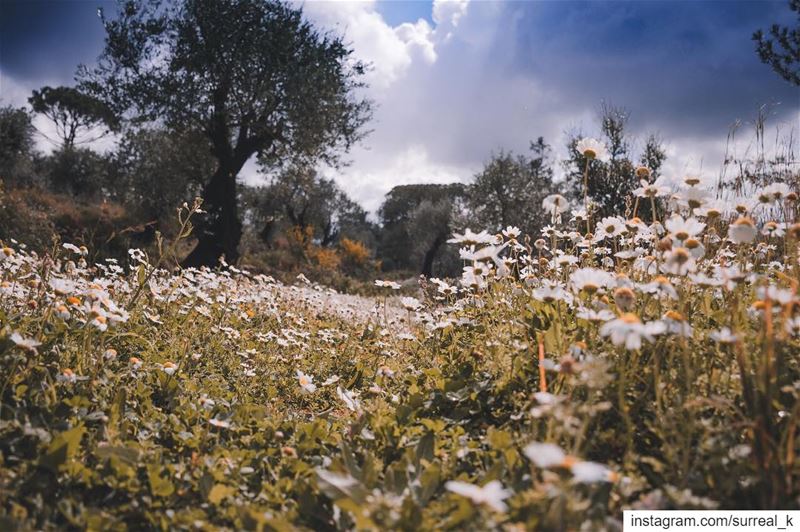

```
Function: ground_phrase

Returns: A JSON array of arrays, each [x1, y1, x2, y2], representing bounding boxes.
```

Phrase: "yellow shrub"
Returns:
[[339, 237, 370, 266], [311, 247, 341, 271]]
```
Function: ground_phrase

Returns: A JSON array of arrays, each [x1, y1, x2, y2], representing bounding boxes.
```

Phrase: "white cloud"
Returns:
[[300, 0, 438, 91], [431, 0, 469, 41], [302, 0, 594, 211], [323, 143, 469, 212]]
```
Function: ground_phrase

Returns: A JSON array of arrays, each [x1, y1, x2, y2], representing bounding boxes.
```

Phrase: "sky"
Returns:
[[1, 0, 798, 212]]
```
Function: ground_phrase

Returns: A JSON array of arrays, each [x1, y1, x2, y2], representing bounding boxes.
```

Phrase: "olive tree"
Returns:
[[79, 0, 371, 266], [468, 137, 556, 237]]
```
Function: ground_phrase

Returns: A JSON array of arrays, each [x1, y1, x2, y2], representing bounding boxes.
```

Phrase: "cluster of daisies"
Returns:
[[444, 138, 799, 358], [1, 240, 408, 399]]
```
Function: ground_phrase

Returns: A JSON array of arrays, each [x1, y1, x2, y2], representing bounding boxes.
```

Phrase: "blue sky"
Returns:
[[376, 0, 432, 26], [1, 0, 798, 210]]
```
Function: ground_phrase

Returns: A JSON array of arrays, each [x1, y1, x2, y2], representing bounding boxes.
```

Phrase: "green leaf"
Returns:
[[137, 264, 146, 286], [147, 464, 175, 498], [40, 425, 85, 472], [95, 444, 140, 465], [415, 431, 434, 465], [340, 442, 362, 481], [486, 427, 512, 450], [208, 484, 235, 505], [417, 463, 440, 504]]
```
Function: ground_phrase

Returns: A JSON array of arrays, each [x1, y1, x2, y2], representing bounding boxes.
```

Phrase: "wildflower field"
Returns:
[[2, 173, 800, 530]]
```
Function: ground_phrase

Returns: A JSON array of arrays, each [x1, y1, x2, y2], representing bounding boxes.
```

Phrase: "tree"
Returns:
[[407, 199, 457, 277], [753, 0, 800, 86], [564, 104, 666, 220], [79, 0, 371, 267], [0, 106, 36, 184], [248, 165, 374, 249], [468, 137, 556, 237], [43, 147, 110, 197], [378, 183, 467, 275], [639, 134, 667, 180], [28, 86, 118, 149]]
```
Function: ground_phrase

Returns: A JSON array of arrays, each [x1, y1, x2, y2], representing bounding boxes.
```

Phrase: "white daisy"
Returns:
[[569, 268, 614, 294], [599, 313, 666, 350], [576, 137, 609, 161], [728, 217, 757, 244], [296, 370, 317, 394], [444, 480, 512, 513], [664, 215, 705, 242], [10, 332, 42, 352]]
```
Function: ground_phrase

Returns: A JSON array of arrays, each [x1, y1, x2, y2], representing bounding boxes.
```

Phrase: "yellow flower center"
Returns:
[[672, 248, 690, 264], [620, 313, 641, 324]]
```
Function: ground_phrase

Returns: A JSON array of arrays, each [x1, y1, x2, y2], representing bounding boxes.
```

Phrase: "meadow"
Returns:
[[1, 168, 799, 530]]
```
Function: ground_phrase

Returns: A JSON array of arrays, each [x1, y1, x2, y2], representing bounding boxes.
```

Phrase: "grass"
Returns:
[[1, 188, 799, 530]]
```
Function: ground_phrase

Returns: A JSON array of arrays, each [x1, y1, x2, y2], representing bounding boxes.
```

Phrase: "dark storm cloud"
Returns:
[[0, 0, 115, 83], [508, 0, 799, 137]]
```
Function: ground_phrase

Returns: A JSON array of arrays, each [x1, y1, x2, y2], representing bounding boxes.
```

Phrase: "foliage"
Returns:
[[564, 104, 666, 220], [753, 0, 800, 86], [28, 86, 119, 149], [42, 147, 111, 198], [379, 184, 468, 275], [79, 0, 372, 266], [311, 246, 343, 271], [339, 237, 373, 277], [0, 105, 36, 186], [246, 165, 375, 250], [108, 127, 212, 227], [468, 138, 556, 238], [0, 181, 140, 261]]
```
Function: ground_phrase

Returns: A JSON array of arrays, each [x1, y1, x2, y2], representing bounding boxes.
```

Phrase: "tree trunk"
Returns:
[[259, 218, 276, 248], [421, 232, 447, 277], [182, 161, 243, 268]]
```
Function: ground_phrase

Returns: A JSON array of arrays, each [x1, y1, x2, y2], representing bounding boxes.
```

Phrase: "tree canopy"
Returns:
[[0, 106, 35, 183], [249, 165, 374, 249], [28, 86, 119, 149], [379, 183, 468, 275], [469, 138, 556, 238], [753, 0, 800, 86], [564, 104, 666, 220]]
